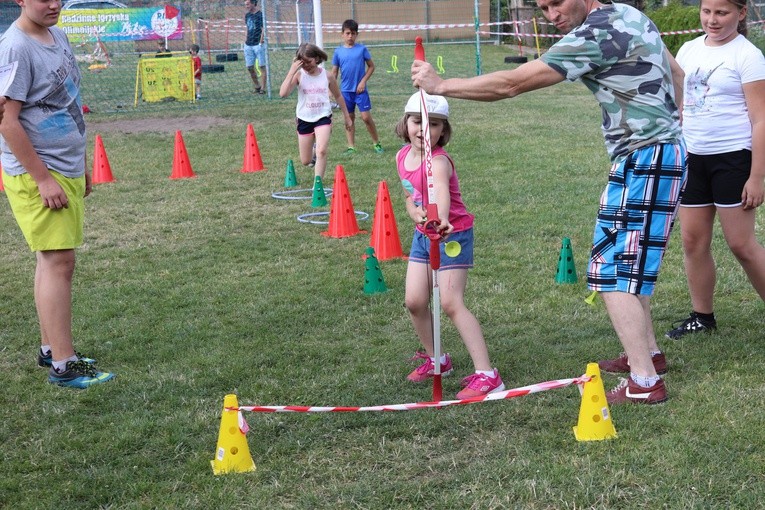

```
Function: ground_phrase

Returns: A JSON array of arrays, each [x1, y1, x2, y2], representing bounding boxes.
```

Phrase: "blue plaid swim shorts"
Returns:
[[587, 142, 687, 296]]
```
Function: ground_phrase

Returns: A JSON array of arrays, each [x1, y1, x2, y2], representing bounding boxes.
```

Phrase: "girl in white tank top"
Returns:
[[279, 43, 351, 181]]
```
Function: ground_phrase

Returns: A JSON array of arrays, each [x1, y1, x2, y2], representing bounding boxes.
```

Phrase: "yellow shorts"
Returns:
[[3, 170, 85, 251]]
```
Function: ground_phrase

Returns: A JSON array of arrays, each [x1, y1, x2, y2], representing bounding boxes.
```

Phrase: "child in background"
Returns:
[[395, 91, 504, 399], [331, 19, 383, 155], [190, 44, 202, 100], [156, 39, 171, 57], [279, 43, 352, 182]]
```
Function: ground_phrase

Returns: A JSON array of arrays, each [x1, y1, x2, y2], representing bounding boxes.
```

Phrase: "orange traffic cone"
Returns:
[[92, 134, 115, 184], [322, 165, 366, 238], [241, 123, 265, 173], [170, 131, 196, 179], [370, 180, 406, 261]]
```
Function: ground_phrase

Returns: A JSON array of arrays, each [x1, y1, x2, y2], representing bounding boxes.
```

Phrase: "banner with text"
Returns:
[[58, 6, 183, 44]]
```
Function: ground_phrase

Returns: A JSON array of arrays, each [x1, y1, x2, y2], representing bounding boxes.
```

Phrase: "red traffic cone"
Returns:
[[370, 180, 406, 261], [92, 134, 115, 184], [322, 165, 366, 238], [241, 123, 265, 173], [171, 131, 196, 179]]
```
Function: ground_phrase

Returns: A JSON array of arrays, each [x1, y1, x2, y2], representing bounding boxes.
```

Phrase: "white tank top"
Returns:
[[295, 67, 332, 122]]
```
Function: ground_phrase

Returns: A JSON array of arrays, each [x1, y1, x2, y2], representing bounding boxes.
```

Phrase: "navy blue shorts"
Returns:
[[296, 115, 332, 135]]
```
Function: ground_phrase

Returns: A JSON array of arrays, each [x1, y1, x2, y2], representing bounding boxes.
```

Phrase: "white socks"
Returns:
[[52, 355, 78, 373], [630, 372, 661, 388]]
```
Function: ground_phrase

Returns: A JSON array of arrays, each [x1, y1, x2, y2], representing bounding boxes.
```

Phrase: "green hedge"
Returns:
[[647, 1, 700, 55]]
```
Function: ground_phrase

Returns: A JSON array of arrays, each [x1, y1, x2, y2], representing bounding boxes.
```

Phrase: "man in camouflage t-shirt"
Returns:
[[412, 0, 687, 405]]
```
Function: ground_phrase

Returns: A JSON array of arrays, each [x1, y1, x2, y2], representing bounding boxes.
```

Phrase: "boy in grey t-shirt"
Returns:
[[0, 0, 115, 388]]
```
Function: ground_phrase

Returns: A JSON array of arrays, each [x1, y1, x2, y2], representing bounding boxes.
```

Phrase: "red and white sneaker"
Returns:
[[406, 352, 453, 383], [456, 370, 505, 399], [606, 377, 667, 405]]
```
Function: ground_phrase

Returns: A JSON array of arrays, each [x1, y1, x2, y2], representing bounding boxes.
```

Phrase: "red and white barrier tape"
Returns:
[[190, 19, 752, 40], [659, 28, 705, 35], [229, 375, 590, 415]]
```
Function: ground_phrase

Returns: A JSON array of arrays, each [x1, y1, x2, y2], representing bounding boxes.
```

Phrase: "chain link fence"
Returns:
[[0, 1, 499, 113]]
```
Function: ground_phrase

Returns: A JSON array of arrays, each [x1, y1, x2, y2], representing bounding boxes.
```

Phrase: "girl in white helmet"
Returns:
[[395, 91, 504, 399]]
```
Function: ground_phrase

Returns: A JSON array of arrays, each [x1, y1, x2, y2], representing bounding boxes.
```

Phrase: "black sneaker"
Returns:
[[48, 360, 115, 389], [665, 311, 717, 339]]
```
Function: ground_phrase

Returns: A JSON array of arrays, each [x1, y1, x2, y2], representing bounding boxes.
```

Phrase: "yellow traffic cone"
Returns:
[[573, 363, 617, 441], [210, 394, 256, 475]]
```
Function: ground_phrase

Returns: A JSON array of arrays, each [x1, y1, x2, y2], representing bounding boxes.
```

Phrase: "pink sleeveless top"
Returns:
[[396, 144, 474, 233]]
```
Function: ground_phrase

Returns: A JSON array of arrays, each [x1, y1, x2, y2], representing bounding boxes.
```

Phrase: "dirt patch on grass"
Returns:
[[88, 116, 236, 135]]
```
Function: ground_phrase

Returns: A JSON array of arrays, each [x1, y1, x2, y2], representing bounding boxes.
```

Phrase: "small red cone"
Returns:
[[170, 130, 196, 179], [241, 123, 265, 173], [322, 165, 366, 238], [92, 134, 115, 184], [370, 180, 406, 261]]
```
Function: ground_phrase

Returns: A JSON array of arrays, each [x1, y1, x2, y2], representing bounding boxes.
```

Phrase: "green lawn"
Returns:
[[1, 52, 764, 509]]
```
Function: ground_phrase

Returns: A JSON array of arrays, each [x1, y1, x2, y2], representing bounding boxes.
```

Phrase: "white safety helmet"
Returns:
[[404, 91, 449, 120]]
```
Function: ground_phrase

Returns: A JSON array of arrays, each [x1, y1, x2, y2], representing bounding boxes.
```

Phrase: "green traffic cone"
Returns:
[[311, 175, 327, 207], [555, 237, 578, 284], [284, 159, 298, 188], [363, 247, 387, 294]]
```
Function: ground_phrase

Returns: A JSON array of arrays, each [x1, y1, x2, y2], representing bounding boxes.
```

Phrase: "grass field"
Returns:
[[1, 46, 765, 509]]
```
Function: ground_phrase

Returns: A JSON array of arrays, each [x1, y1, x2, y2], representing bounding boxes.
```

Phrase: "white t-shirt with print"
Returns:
[[677, 34, 765, 155]]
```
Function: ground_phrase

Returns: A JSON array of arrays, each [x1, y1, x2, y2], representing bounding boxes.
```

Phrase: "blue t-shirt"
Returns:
[[332, 44, 371, 92]]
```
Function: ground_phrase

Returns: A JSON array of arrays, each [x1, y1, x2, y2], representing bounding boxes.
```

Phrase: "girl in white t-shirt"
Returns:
[[279, 43, 351, 182], [668, 0, 765, 339]]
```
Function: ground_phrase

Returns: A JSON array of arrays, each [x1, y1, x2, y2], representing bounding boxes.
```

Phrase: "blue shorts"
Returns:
[[244, 44, 265, 68], [588, 142, 687, 296], [296, 115, 332, 136], [341, 91, 372, 114], [408, 228, 474, 270], [681, 150, 750, 207]]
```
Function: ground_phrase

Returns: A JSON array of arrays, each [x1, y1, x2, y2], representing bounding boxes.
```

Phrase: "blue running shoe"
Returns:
[[38, 350, 96, 368], [48, 360, 115, 389]]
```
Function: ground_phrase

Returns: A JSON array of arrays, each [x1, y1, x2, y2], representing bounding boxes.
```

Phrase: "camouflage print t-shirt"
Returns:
[[540, 3, 681, 162]]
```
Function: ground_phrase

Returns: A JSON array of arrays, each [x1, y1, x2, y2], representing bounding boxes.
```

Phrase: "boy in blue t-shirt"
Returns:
[[331, 19, 383, 155]]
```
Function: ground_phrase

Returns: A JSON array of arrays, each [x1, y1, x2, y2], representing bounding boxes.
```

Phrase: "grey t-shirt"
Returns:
[[0, 23, 86, 177]]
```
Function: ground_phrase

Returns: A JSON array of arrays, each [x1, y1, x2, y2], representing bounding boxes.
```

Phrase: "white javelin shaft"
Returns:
[[419, 90, 440, 378]]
